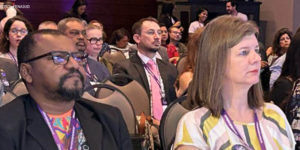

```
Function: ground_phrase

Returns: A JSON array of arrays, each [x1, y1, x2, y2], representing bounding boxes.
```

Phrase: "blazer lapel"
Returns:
[[131, 54, 150, 96], [25, 96, 58, 150], [75, 101, 119, 150], [157, 59, 170, 103], [75, 103, 103, 150]]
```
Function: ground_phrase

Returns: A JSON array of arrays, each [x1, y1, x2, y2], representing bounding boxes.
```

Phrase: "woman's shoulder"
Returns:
[[180, 107, 216, 124], [262, 103, 287, 119]]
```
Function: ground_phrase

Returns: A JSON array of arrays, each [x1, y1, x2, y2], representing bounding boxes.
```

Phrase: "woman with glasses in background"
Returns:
[[0, 16, 33, 65]]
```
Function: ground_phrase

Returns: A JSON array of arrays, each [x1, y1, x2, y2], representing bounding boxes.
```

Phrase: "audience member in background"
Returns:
[[0, 29, 132, 149], [267, 28, 293, 89], [174, 15, 295, 150], [58, 17, 110, 95], [84, 25, 103, 61], [38, 21, 58, 30], [167, 26, 187, 64], [158, 2, 181, 29], [113, 16, 177, 122], [159, 23, 169, 48], [188, 8, 208, 37], [89, 19, 103, 30], [0, 2, 17, 35], [270, 32, 300, 108], [113, 17, 177, 148], [175, 27, 203, 99], [88, 20, 110, 57], [63, 0, 88, 23], [226, 0, 247, 21], [0, 16, 33, 66], [109, 28, 133, 59]]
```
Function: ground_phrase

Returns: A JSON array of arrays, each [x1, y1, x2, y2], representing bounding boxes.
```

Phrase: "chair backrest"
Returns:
[[98, 74, 150, 116], [176, 56, 187, 75], [85, 83, 138, 135], [1, 79, 28, 106], [0, 58, 19, 85], [102, 50, 126, 65], [159, 95, 189, 150]]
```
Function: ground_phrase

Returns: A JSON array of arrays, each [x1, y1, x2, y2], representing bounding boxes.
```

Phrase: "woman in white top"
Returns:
[[174, 15, 295, 150], [0, 16, 33, 65], [188, 8, 208, 37]]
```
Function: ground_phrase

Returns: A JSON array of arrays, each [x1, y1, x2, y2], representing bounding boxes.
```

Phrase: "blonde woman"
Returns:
[[174, 16, 295, 150]]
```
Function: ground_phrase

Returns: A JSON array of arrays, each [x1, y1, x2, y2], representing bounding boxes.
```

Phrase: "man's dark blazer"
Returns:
[[0, 94, 132, 150], [113, 53, 178, 105]]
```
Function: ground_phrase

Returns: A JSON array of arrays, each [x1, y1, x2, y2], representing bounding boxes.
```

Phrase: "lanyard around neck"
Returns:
[[221, 109, 266, 150], [8, 52, 17, 66], [37, 105, 77, 150]]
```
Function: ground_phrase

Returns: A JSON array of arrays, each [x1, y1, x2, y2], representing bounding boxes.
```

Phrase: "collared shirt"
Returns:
[[137, 51, 166, 114]]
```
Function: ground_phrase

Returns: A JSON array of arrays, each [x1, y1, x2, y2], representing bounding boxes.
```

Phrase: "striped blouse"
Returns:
[[174, 103, 295, 150]]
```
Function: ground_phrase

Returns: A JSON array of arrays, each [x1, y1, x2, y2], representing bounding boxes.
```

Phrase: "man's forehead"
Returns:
[[34, 34, 76, 53], [141, 21, 159, 30], [66, 21, 84, 30]]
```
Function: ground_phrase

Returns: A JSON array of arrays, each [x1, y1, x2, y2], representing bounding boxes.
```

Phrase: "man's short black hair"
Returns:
[[17, 29, 66, 70], [227, 0, 237, 7]]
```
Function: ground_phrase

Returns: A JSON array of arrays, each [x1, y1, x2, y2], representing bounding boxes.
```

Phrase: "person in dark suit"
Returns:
[[58, 17, 110, 95], [113, 17, 177, 121], [0, 29, 132, 149]]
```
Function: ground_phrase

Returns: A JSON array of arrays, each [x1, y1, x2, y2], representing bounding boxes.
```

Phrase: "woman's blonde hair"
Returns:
[[187, 15, 264, 117]]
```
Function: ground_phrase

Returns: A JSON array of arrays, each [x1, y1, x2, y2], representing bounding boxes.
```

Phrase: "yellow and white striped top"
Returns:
[[174, 103, 295, 150]]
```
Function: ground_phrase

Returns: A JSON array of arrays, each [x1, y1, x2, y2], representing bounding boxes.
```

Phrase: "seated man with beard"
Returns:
[[0, 30, 132, 150]]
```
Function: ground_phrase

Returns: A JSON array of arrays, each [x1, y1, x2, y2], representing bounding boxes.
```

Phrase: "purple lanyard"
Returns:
[[143, 63, 167, 105], [8, 52, 17, 66], [221, 109, 266, 150], [85, 64, 98, 82], [37, 106, 77, 150]]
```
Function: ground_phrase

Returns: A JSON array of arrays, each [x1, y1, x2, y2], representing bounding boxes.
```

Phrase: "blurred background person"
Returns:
[[0, 16, 33, 65], [267, 28, 293, 89], [188, 8, 208, 38], [109, 28, 133, 59], [174, 16, 295, 150], [84, 24, 103, 61], [88, 20, 110, 57], [269, 32, 300, 108], [158, 2, 181, 29], [63, 0, 88, 23], [38, 21, 58, 30], [167, 26, 187, 64], [175, 27, 203, 98], [160, 23, 169, 48]]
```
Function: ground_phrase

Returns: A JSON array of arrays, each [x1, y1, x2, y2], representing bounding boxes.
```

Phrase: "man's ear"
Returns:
[[20, 63, 33, 83], [133, 34, 140, 44]]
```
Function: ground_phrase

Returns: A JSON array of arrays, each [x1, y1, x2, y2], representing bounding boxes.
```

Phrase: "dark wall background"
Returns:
[[1, 0, 157, 42]]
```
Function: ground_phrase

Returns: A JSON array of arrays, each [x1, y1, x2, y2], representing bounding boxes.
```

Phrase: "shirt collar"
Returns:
[[137, 51, 157, 65]]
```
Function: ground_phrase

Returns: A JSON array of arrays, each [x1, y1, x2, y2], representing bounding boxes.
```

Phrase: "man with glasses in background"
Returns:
[[58, 17, 110, 95], [0, 29, 132, 149], [167, 26, 187, 64]]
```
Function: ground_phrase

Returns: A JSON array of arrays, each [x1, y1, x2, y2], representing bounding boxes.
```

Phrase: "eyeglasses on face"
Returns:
[[10, 28, 28, 35], [87, 37, 103, 44], [23, 51, 88, 65]]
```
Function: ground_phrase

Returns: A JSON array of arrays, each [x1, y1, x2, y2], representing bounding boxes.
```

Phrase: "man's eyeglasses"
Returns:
[[171, 31, 182, 35], [23, 51, 88, 65], [10, 28, 28, 35], [87, 37, 103, 44]]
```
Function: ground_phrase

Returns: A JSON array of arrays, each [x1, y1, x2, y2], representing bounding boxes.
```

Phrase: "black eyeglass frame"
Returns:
[[87, 37, 103, 44], [23, 51, 88, 65]]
